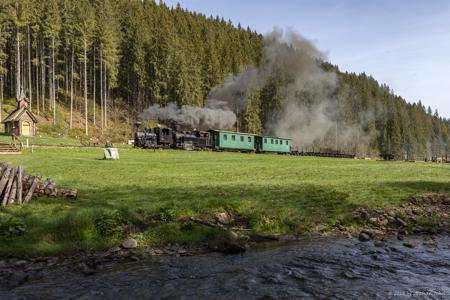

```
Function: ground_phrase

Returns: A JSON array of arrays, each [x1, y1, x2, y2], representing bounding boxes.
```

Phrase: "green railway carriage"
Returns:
[[256, 136, 291, 153], [210, 130, 256, 152]]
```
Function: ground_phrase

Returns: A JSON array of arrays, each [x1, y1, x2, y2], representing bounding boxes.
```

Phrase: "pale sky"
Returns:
[[164, 0, 450, 117]]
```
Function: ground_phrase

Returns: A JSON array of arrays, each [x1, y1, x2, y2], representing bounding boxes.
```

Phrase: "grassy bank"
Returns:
[[0, 148, 449, 256]]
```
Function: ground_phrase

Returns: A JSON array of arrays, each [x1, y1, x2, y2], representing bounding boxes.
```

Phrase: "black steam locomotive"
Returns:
[[134, 124, 212, 151]]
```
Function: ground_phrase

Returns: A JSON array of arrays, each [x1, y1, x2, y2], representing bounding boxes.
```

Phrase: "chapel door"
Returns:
[[22, 121, 31, 136]]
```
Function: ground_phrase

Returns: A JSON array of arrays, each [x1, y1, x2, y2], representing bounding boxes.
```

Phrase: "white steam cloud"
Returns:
[[139, 28, 362, 150]]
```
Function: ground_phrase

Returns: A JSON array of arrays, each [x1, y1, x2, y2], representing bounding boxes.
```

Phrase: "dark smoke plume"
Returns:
[[138, 102, 236, 130]]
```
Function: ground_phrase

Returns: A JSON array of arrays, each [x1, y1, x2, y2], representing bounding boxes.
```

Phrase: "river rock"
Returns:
[[14, 260, 28, 268], [215, 212, 232, 225], [77, 262, 97, 276], [403, 241, 415, 248], [379, 218, 389, 226], [443, 197, 450, 205], [108, 246, 122, 253], [228, 230, 239, 241], [423, 238, 437, 247], [396, 217, 408, 227], [121, 238, 138, 249], [207, 237, 246, 254], [358, 232, 371, 241], [374, 240, 385, 247], [368, 217, 378, 225]]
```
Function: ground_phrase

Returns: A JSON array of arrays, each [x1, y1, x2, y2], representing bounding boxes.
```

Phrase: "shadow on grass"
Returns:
[[0, 183, 351, 256], [381, 181, 450, 195]]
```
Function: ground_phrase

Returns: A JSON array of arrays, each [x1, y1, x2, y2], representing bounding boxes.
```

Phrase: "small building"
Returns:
[[2, 97, 38, 136]]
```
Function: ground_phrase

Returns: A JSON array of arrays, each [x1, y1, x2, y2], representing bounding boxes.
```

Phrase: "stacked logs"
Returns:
[[0, 163, 77, 206]]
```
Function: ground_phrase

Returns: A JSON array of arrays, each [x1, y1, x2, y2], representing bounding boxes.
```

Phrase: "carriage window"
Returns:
[[240, 136, 244, 142], [271, 139, 273, 144], [275, 140, 278, 144], [224, 134, 228, 140], [232, 135, 236, 141], [286, 140, 289, 145], [248, 137, 251, 142], [264, 138, 267, 143]]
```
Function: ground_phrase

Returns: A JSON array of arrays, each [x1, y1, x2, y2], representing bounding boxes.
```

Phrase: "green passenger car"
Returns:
[[256, 136, 291, 153], [210, 130, 256, 151]]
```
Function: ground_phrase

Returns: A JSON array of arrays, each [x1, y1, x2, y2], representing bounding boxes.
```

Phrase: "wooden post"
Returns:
[[23, 175, 41, 204], [16, 166, 22, 204]]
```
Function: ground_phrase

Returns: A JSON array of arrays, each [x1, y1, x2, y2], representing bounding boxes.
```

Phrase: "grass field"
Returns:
[[0, 134, 82, 146], [0, 148, 449, 256]]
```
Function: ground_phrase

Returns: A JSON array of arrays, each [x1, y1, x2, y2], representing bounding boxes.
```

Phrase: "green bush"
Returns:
[[94, 209, 126, 238], [0, 214, 26, 239]]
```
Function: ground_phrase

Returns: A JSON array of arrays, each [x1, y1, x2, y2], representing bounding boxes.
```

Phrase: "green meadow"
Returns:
[[0, 147, 449, 256]]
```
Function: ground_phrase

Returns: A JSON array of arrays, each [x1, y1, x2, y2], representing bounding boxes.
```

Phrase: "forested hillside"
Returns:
[[0, 0, 263, 136], [0, 0, 448, 159]]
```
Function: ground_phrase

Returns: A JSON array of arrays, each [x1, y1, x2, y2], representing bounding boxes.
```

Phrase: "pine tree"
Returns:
[[74, 0, 94, 135], [243, 91, 262, 134], [41, 0, 61, 124]]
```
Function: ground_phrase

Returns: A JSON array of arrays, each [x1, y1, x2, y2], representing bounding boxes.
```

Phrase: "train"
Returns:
[[134, 125, 292, 154], [134, 124, 356, 159]]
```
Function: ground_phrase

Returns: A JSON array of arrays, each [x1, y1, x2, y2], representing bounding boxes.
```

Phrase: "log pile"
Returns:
[[0, 163, 78, 206]]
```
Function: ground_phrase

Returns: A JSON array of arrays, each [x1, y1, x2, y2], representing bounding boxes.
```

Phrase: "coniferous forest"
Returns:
[[0, 0, 449, 159]]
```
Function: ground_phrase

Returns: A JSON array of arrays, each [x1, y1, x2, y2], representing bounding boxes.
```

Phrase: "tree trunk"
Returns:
[[104, 68, 107, 129], [0, 70, 3, 122], [52, 37, 56, 124], [70, 46, 74, 129], [35, 41, 40, 115], [100, 47, 103, 134], [41, 41, 45, 112], [15, 28, 21, 100], [84, 40, 88, 136], [93, 48, 96, 126], [27, 26, 32, 109]]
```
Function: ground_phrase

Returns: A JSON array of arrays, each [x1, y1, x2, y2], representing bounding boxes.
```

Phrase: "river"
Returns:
[[2, 234, 450, 299]]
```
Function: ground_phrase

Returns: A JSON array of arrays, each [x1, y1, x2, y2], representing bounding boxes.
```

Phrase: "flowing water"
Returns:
[[2, 235, 450, 299]]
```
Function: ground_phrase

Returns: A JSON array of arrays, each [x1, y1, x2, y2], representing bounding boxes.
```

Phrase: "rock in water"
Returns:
[[207, 237, 246, 254], [403, 241, 415, 248], [122, 238, 138, 249], [104, 148, 120, 160], [358, 232, 371, 242], [374, 240, 385, 247]]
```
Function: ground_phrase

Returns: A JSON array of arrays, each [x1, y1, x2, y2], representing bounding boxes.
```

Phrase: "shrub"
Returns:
[[0, 214, 26, 239], [94, 210, 126, 238]]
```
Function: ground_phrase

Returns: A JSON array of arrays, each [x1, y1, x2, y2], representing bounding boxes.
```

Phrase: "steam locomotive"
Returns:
[[134, 126, 212, 151]]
